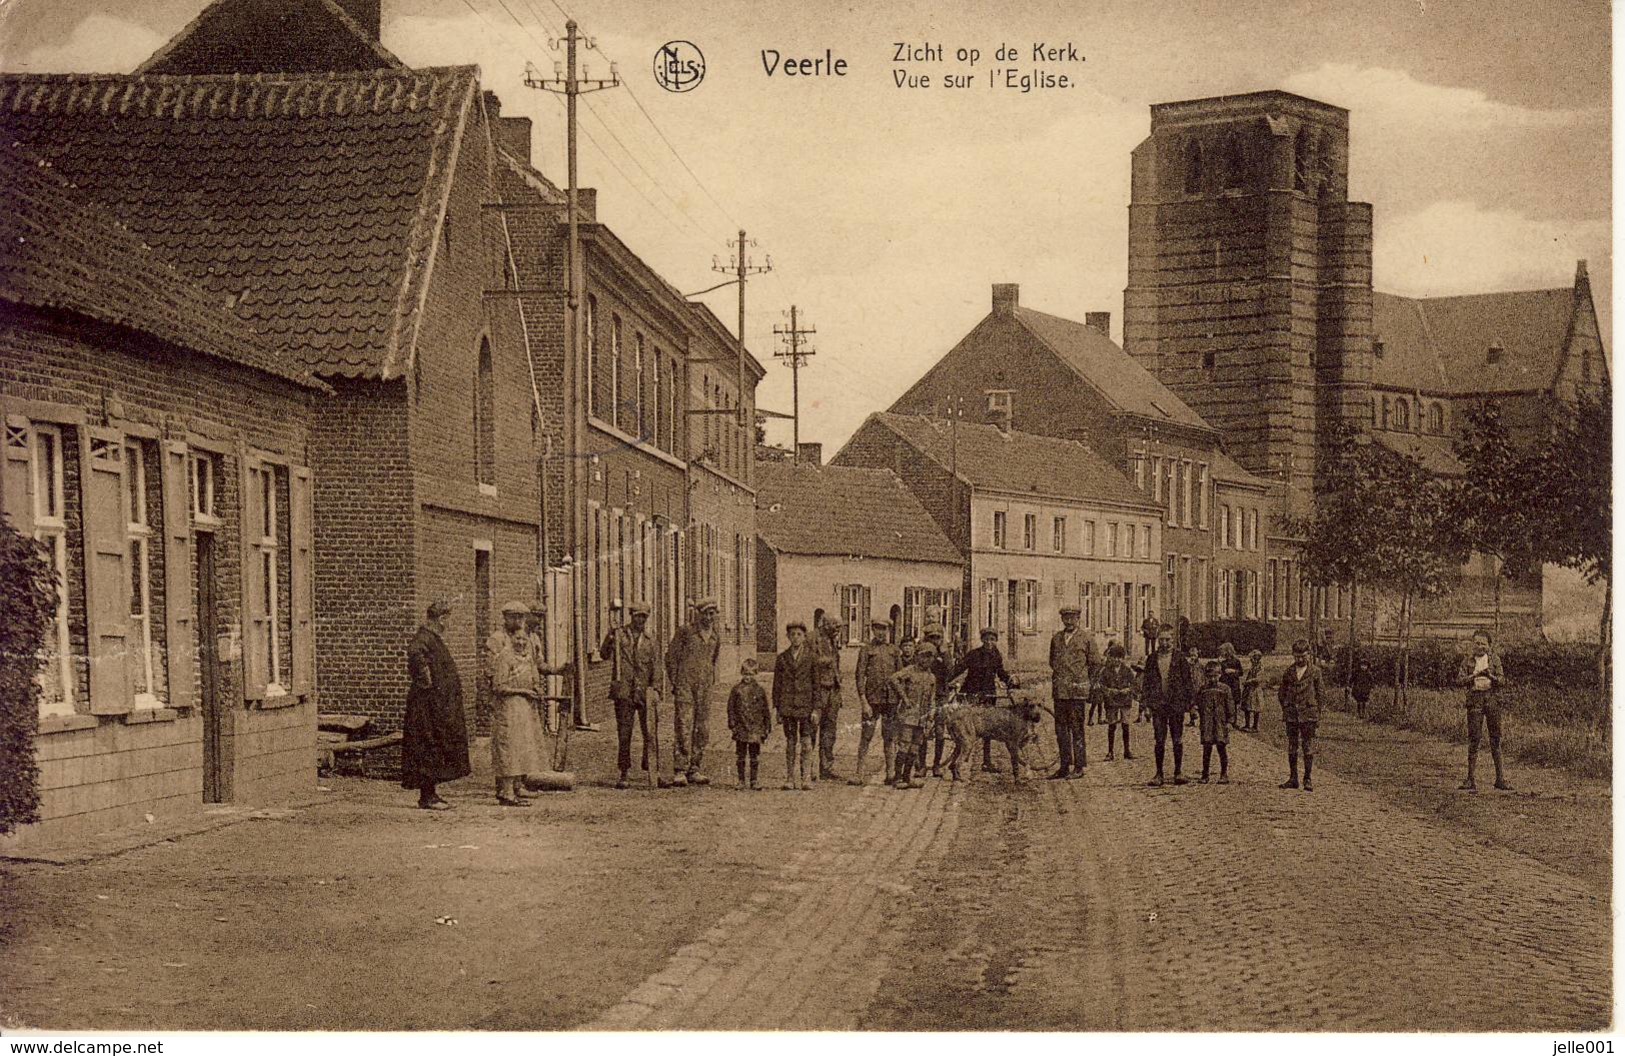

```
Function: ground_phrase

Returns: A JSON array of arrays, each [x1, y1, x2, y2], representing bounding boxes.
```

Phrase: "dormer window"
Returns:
[[1487, 340, 1504, 365], [1373, 338, 1385, 359], [986, 390, 1012, 415]]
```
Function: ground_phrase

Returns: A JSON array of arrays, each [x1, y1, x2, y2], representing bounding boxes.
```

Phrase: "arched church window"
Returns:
[[1223, 132, 1248, 190], [1428, 403, 1445, 434], [1395, 399, 1410, 431]]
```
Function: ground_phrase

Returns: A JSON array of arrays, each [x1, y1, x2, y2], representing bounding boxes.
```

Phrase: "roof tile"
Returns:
[[756, 462, 962, 564]]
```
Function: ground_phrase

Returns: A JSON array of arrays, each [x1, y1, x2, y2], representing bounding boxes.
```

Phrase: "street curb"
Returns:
[[0, 790, 352, 866]]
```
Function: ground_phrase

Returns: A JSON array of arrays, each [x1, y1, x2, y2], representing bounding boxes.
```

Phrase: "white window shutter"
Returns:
[[161, 441, 196, 711], [290, 465, 315, 697], [1, 412, 34, 537], [83, 426, 133, 714], [239, 454, 268, 702]]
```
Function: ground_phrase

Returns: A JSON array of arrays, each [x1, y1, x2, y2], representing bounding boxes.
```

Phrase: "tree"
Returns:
[[1533, 387, 1611, 710], [1451, 402, 1542, 636]]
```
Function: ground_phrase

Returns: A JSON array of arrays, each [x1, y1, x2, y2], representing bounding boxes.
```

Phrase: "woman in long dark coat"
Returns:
[[401, 598, 471, 809]]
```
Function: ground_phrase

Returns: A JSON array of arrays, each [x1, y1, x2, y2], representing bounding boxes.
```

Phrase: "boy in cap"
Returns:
[[950, 628, 1018, 773], [890, 642, 939, 789], [852, 618, 901, 785], [1195, 659, 1236, 784], [772, 621, 817, 790], [727, 658, 771, 790]]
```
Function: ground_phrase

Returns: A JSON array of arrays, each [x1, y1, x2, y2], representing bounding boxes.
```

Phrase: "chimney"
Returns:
[[482, 91, 534, 164], [1085, 311, 1111, 337], [984, 390, 1013, 435], [333, 0, 382, 40], [992, 283, 1019, 316], [796, 442, 823, 466], [577, 187, 597, 221], [1487, 339, 1504, 365]]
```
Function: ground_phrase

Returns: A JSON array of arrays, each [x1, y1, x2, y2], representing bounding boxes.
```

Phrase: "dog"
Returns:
[[940, 695, 1043, 783]]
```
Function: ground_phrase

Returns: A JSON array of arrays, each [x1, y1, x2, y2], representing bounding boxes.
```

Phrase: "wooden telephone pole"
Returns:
[[773, 306, 816, 460]]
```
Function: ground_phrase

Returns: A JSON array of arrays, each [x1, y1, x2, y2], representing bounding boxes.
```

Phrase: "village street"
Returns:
[[0, 706, 1610, 1033]]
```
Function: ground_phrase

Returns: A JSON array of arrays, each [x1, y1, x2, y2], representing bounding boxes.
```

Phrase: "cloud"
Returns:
[[1375, 199, 1606, 296], [1, 13, 166, 73], [1282, 63, 1595, 131]]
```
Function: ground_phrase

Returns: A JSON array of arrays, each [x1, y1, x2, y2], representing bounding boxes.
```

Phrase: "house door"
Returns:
[[1006, 580, 1019, 663], [196, 532, 227, 803]]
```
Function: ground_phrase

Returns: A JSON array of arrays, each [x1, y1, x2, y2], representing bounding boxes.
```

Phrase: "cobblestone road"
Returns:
[[589, 726, 1611, 1031]]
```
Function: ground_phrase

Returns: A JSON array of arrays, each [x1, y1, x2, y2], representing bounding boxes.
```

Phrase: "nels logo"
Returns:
[[654, 40, 705, 93]]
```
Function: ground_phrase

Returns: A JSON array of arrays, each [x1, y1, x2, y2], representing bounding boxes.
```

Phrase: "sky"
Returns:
[[0, 0, 1611, 454]]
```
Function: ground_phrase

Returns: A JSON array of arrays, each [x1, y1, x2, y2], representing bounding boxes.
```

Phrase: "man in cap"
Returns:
[[950, 628, 1019, 773], [666, 597, 722, 786], [918, 622, 952, 776], [773, 620, 817, 790], [1049, 603, 1097, 778], [851, 618, 901, 785], [1141, 627, 1195, 786], [1277, 638, 1324, 792], [488, 601, 544, 805], [811, 615, 846, 780], [601, 602, 667, 789], [400, 598, 470, 810]]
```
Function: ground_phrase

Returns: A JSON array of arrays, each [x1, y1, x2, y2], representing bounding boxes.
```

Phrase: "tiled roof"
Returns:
[[867, 413, 1157, 509], [0, 143, 323, 390], [0, 66, 478, 379], [1375, 431, 1464, 477], [136, 0, 406, 75], [1210, 448, 1274, 490], [1373, 287, 1575, 395], [756, 462, 962, 565], [1013, 307, 1214, 431]]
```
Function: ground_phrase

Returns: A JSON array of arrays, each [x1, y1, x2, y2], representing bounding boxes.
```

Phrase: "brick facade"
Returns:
[[1, 307, 318, 849]]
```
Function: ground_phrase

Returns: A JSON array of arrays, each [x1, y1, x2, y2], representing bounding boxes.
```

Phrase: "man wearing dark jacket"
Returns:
[[951, 628, 1018, 773], [666, 598, 721, 786], [401, 598, 470, 809], [1277, 639, 1323, 792], [772, 621, 817, 790], [1141, 628, 1194, 786]]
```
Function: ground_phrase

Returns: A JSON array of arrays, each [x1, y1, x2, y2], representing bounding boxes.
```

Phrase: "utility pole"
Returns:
[[773, 306, 816, 461], [525, 23, 619, 728], [712, 232, 771, 428]]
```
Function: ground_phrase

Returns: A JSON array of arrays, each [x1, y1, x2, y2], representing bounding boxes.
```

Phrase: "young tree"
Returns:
[[1452, 402, 1542, 636]]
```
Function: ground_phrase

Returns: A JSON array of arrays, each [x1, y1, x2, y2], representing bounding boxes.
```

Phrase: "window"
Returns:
[[585, 295, 598, 416], [1168, 461, 1180, 527], [1126, 523, 1137, 560], [1053, 516, 1067, 554], [837, 586, 869, 645], [1268, 558, 1280, 619], [1395, 399, 1410, 431], [1283, 559, 1297, 620], [189, 452, 219, 523], [1023, 513, 1037, 551], [1182, 461, 1194, 527], [258, 463, 282, 691], [1196, 463, 1209, 528], [981, 578, 1000, 633], [1428, 403, 1445, 434], [1081, 582, 1094, 630], [475, 341, 495, 489], [1183, 138, 1203, 195], [992, 510, 1007, 549], [652, 349, 663, 450], [1220, 569, 1233, 618], [1234, 506, 1244, 550], [635, 333, 647, 439], [1223, 132, 1248, 190], [1195, 558, 1209, 620], [1106, 522, 1118, 557], [1381, 396, 1391, 429], [1140, 523, 1152, 559], [1133, 456, 1145, 490], [1151, 456, 1163, 501], [986, 390, 1012, 416], [13, 422, 72, 716], [1104, 583, 1118, 630], [1219, 504, 1230, 548], [1249, 509, 1260, 551], [903, 586, 925, 641], [610, 314, 623, 425], [1083, 520, 1096, 555], [125, 441, 158, 705]]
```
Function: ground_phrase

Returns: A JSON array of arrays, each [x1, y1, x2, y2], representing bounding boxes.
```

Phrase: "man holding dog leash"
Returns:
[[950, 628, 1019, 773]]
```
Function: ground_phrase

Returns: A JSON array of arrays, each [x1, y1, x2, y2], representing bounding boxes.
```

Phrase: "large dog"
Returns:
[[940, 696, 1043, 783]]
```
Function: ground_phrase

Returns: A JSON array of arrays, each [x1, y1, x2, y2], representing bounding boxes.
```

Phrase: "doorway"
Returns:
[[196, 532, 227, 803]]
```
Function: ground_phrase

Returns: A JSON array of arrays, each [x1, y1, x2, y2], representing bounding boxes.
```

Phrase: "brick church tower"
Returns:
[[1123, 91, 1373, 516]]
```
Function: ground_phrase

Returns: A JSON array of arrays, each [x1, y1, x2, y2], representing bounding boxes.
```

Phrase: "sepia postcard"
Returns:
[[0, 0, 1613, 1045]]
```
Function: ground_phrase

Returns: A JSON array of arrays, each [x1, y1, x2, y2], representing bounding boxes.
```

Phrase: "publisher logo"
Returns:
[[654, 40, 705, 92]]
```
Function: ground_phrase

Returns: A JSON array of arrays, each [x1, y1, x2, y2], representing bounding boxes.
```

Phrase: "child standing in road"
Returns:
[[728, 659, 771, 791], [1196, 660, 1236, 784], [1099, 641, 1136, 761], [1241, 650, 1264, 731], [889, 643, 939, 790]]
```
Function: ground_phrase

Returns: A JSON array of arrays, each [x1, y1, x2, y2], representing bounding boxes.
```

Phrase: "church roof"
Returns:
[[1012, 307, 1214, 432], [756, 462, 962, 565], [861, 413, 1158, 511], [0, 143, 323, 390], [1372, 286, 1577, 395], [0, 65, 478, 379], [1375, 431, 1464, 477], [137, 0, 404, 75]]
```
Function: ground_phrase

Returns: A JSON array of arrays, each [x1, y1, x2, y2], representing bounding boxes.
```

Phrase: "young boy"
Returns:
[[1187, 646, 1204, 727], [728, 658, 771, 790], [1099, 642, 1136, 761], [1241, 650, 1264, 731], [889, 643, 939, 790], [1195, 659, 1236, 784]]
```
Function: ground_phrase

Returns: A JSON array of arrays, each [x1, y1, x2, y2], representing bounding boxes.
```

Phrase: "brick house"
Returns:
[[833, 414, 1163, 667], [755, 461, 962, 675], [886, 282, 1285, 645], [1, 3, 550, 733], [0, 145, 325, 847]]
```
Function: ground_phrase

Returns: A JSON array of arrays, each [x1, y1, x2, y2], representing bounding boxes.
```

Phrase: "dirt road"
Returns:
[[0, 709, 1610, 1031]]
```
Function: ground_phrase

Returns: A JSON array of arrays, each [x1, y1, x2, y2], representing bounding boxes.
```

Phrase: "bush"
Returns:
[[1185, 619, 1277, 657], [1330, 640, 1602, 694], [0, 514, 55, 835]]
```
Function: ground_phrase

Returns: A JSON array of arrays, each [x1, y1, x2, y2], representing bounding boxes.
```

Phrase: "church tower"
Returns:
[[1122, 91, 1373, 516]]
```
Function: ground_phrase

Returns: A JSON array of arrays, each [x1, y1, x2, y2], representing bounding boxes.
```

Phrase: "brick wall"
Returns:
[[0, 308, 316, 848]]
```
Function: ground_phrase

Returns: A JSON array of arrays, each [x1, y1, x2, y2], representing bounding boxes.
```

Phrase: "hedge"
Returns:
[[1328, 640, 1601, 693], [0, 514, 55, 836], [1184, 619, 1278, 657]]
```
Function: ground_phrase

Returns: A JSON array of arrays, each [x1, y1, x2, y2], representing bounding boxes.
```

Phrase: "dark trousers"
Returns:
[[1151, 710, 1185, 775], [1285, 720, 1316, 758], [816, 689, 842, 773], [1054, 697, 1087, 772], [735, 741, 761, 784], [614, 696, 649, 773]]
